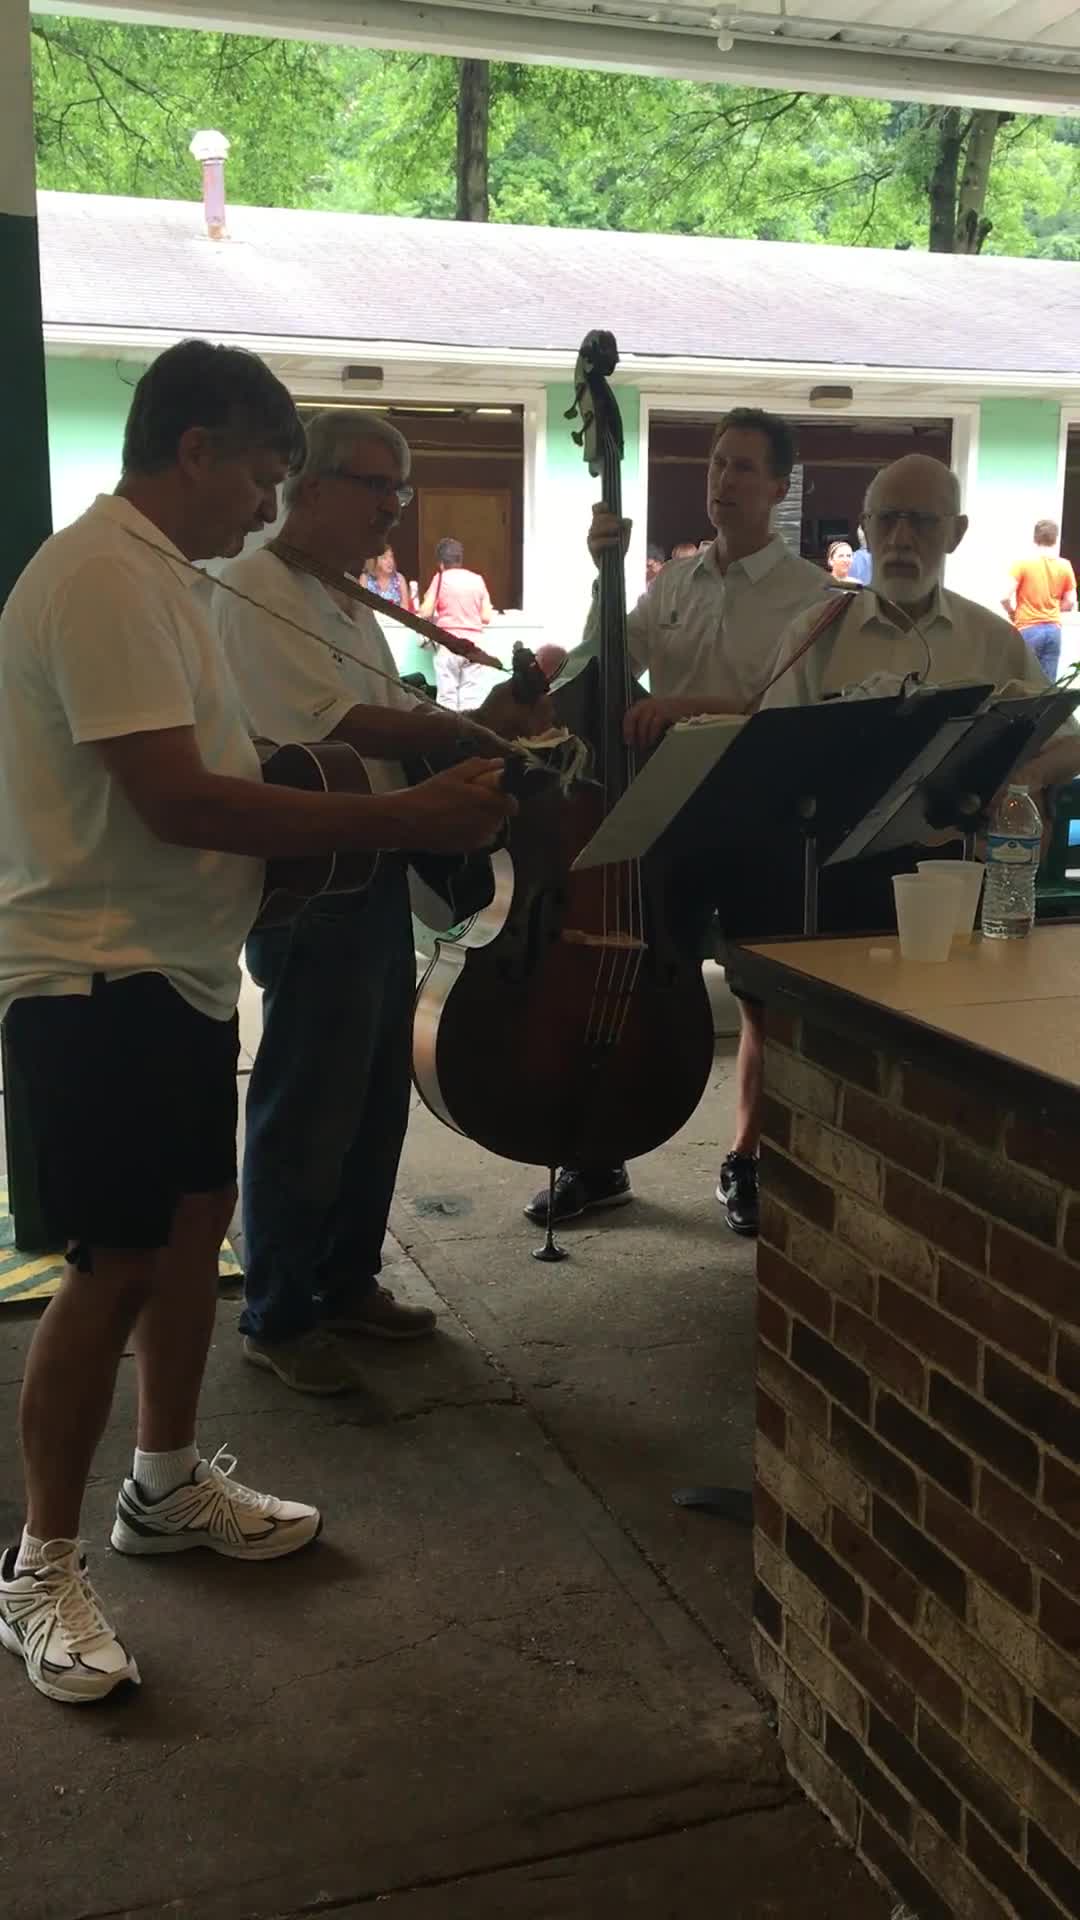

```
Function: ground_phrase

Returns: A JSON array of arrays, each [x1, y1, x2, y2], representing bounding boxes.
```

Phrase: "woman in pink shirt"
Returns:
[[420, 537, 497, 711]]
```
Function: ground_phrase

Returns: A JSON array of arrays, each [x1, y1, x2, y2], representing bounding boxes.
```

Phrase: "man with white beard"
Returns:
[[762, 453, 1051, 708], [757, 451, 1078, 931]]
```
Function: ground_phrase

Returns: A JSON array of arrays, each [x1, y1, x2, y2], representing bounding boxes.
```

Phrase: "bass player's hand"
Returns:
[[623, 696, 699, 751], [396, 758, 516, 851], [588, 502, 632, 569]]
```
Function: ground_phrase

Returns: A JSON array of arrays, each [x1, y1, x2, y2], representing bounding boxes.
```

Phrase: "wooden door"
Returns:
[[418, 488, 512, 610]]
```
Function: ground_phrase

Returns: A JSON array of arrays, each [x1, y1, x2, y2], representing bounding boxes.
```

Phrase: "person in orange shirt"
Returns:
[[1003, 518, 1077, 682]]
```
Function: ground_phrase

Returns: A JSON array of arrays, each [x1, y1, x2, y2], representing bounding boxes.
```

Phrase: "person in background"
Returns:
[[671, 542, 701, 561], [419, 537, 499, 712], [1003, 518, 1077, 683], [362, 543, 413, 611], [826, 538, 854, 581], [645, 543, 666, 584], [847, 523, 873, 585]]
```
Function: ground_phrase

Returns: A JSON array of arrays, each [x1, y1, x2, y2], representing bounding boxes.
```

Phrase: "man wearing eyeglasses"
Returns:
[[762, 454, 1057, 709], [212, 410, 544, 1394], [753, 452, 1075, 928]]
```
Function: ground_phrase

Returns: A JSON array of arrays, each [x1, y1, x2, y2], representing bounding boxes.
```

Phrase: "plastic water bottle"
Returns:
[[981, 786, 1042, 940]]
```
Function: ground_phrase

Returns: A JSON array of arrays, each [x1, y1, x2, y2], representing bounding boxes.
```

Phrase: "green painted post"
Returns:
[[1, 4, 61, 1250]]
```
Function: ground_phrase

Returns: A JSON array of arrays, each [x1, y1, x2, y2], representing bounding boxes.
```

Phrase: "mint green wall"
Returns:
[[958, 396, 1064, 610], [545, 379, 640, 499], [45, 355, 140, 530], [977, 397, 1061, 506]]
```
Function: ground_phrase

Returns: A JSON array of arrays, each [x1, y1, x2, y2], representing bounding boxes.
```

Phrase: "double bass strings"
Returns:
[[611, 549, 646, 1049], [585, 519, 646, 1054]]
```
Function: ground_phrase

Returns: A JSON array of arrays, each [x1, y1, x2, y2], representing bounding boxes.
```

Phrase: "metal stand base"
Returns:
[[532, 1166, 568, 1263], [672, 1486, 753, 1524], [802, 820, 819, 937]]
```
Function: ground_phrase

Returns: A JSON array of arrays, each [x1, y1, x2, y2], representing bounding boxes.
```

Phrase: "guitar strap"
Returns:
[[268, 539, 481, 664], [752, 589, 861, 710]]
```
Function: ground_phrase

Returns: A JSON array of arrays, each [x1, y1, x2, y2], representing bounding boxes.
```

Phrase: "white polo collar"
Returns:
[[93, 493, 203, 591], [693, 533, 788, 584]]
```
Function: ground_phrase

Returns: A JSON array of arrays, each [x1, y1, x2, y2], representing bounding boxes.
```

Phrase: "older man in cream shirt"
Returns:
[[758, 453, 1079, 922], [763, 454, 1054, 710]]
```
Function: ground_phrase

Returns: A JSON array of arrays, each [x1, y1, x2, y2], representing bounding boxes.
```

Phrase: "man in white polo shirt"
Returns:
[[0, 340, 511, 1706], [525, 407, 828, 1239]]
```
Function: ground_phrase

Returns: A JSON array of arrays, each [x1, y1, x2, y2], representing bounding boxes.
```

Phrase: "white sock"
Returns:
[[133, 1443, 200, 1498], [15, 1528, 74, 1574]]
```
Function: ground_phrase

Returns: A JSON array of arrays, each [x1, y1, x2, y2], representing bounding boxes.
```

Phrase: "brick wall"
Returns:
[[754, 1007, 1080, 1920]]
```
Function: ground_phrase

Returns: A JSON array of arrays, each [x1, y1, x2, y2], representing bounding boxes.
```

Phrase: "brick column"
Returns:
[[753, 1008, 1080, 1920]]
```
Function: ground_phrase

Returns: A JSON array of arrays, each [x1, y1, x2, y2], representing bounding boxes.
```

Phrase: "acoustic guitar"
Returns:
[[254, 739, 377, 930]]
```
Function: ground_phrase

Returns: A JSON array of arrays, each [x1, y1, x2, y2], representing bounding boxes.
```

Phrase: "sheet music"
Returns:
[[571, 715, 747, 870]]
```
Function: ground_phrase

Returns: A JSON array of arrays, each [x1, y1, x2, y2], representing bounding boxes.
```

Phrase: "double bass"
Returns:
[[412, 329, 714, 1188]]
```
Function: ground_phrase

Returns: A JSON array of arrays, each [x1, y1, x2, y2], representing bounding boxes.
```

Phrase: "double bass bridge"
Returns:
[[560, 929, 647, 952]]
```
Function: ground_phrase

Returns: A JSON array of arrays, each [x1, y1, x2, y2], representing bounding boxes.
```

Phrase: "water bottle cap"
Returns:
[[1006, 784, 1029, 794]]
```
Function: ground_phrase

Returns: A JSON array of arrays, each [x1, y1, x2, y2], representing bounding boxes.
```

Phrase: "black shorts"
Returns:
[[4, 973, 239, 1251]]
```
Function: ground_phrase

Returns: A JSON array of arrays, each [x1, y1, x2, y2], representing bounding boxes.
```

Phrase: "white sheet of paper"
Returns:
[[572, 715, 747, 870]]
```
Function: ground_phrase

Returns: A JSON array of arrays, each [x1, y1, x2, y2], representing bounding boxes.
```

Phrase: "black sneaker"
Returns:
[[716, 1152, 759, 1237], [523, 1166, 633, 1227]]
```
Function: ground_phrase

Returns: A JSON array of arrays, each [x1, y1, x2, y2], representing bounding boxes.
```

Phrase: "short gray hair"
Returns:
[[283, 408, 411, 507]]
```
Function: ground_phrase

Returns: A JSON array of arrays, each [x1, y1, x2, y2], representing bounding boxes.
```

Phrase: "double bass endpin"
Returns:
[[532, 1167, 569, 1264]]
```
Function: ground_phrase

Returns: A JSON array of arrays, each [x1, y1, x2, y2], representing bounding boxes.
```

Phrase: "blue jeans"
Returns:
[[239, 862, 414, 1343], [1022, 623, 1062, 681]]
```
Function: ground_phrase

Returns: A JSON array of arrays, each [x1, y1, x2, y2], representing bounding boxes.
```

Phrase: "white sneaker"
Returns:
[[110, 1446, 321, 1562], [0, 1542, 140, 1705]]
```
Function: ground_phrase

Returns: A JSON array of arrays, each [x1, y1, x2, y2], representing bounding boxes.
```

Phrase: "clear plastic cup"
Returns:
[[892, 874, 955, 962], [915, 861, 986, 944]]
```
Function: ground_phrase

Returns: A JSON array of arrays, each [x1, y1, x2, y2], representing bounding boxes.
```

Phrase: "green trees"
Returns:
[[30, 18, 1080, 259]]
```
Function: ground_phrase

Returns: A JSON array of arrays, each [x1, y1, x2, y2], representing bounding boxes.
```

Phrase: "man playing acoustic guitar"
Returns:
[[215, 410, 551, 1393], [0, 342, 512, 1706]]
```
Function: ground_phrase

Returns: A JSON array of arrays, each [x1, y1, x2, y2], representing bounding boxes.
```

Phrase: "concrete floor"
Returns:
[[0, 1039, 893, 1920]]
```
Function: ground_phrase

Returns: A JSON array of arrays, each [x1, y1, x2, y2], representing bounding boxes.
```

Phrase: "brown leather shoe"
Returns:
[[323, 1285, 437, 1341]]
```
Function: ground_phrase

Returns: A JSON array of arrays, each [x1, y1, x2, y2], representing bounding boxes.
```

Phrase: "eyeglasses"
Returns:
[[865, 509, 949, 536], [331, 470, 414, 510]]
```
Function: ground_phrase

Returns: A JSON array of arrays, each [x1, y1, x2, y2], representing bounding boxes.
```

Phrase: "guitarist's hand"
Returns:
[[399, 758, 516, 851]]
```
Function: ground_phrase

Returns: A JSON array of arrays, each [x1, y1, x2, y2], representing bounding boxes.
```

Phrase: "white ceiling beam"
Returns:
[[36, 0, 1080, 115], [43, 324, 1080, 395]]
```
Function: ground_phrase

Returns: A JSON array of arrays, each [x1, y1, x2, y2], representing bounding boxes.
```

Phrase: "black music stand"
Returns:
[[827, 686, 1080, 868], [575, 682, 994, 937]]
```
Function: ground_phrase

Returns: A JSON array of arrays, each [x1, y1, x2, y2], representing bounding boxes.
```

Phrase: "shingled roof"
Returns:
[[37, 190, 1080, 377]]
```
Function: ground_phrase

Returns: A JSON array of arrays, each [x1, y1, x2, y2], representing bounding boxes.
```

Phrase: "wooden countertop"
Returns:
[[737, 925, 1080, 1115]]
